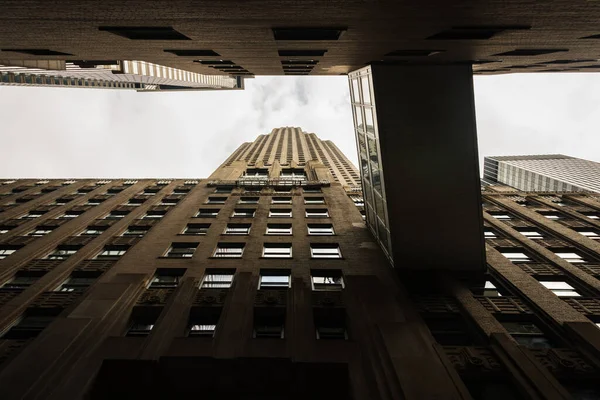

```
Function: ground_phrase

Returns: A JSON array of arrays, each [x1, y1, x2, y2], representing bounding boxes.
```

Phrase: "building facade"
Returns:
[[0, 60, 243, 92], [483, 155, 600, 194], [1, 130, 600, 399]]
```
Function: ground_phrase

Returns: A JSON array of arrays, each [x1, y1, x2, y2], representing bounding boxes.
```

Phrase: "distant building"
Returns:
[[483, 154, 600, 193], [0, 60, 244, 92]]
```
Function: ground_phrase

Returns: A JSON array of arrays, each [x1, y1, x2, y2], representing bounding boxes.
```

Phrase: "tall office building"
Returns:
[[483, 155, 600, 194], [0, 60, 244, 92], [1, 129, 600, 398]]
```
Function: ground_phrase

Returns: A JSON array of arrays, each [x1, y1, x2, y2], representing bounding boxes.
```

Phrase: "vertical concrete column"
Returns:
[[349, 64, 485, 271]]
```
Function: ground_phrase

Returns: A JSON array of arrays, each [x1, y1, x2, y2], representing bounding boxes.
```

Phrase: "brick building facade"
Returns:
[[0, 130, 599, 399]]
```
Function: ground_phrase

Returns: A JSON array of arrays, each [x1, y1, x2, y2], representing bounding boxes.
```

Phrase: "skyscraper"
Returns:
[[1, 129, 600, 398], [483, 155, 600, 193], [0, 60, 244, 92]]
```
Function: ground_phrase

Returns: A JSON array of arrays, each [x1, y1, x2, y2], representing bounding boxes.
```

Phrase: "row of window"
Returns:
[[182, 223, 334, 236], [205, 196, 325, 205], [196, 208, 330, 218], [165, 242, 342, 259]]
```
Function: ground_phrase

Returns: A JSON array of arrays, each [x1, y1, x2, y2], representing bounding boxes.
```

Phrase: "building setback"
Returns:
[[0, 130, 599, 398], [483, 155, 600, 194]]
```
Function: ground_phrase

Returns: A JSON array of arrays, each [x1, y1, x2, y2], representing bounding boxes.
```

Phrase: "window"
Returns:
[[272, 27, 346, 41], [87, 198, 105, 205], [500, 320, 553, 348], [224, 223, 251, 235], [554, 251, 585, 263], [269, 208, 292, 218], [0, 248, 18, 259], [159, 198, 179, 206], [59, 212, 82, 219], [490, 213, 511, 220], [271, 197, 292, 204], [188, 316, 219, 337], [149, 270, 184, 288], [304, 197, 325, 205], [122, 227, 149, 237], [303, 187, 321, 193], [0, 229, 9, 234], [239, 197, 259, 204], [28, 228, 53, 237], [80, 227, 106, 236], [542, 213, 561, 220], [266, 223, 292, 235], [183, 223, 210, 235], [483, 230, 497, 239], [164, 243, 198, 258], [583, 212, 599, 220], [206, 196, 227, 204], [45, 247, 78, 260], [310, 243, 342, 259], [305, 208, 329, 218], [311, 270, 344, 291], [422, 315, 475, 346], [262, 243, 292, 258], [196, 208, 219, 218], [19, 212, 44, 219], [500, 251, 531, 263], [471, 280, 505, 297], [213, 243, 245, 258], [1, 275, 38, 290], [201, 270, 235, 288], [316, 325, 347, 340], [539, 281, 581, 297], [95, 247, 127, 259], [259, 270, 291, 289], [143, 211, 166, 219], [307, 223, 335, 235], [575, 229, 600, 239], [55, 277, 95, 292], [518, 230, 544, 239], [105, 211, 127, 219], [214, 186, 233, 194], [280, 168, 306, 180], [126, 321, 155, 337], [2, 315, 55, 339], [232, 208, 255, 218], [243, 168, 269, 179], [273, 186, 292, 194], [253, 315, 285, 339]]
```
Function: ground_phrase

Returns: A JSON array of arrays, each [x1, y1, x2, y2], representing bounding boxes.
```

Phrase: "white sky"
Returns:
[[0, 73, 599, 178]]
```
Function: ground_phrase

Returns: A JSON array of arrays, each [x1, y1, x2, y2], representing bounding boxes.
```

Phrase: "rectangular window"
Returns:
[[196, 208, 219, 218], [55, 277, 95, 292], [206, 196, 227, 204], [214, 186, 233, 194], [20, 212, 44, 219], [159, 199, 179, 206], [310, 243, 342, 259], [253, 315, 285, 339], [232, 208, 255, 218], [500, 320, 553, 348], [279, 168, 306, 180], [239, 196, 259, 204], [576, 229, 600, 239], [554, 252, 585, 263], [201, 270, 235, 288], [1, 275, 38, 290], [262, 243, 292, 258], [59, 212, 81, 219], [271, 197, 292, 204], [583, 213, 599, 220], [149, 270, 184, 288], [307, 223, 335, 235], [500, 251, 531, 263], [518, 230, 544, 239], [470, 279, 505, 297], [259, 270, 291, 289], [188, 316, 219, 337], [265, 223, 292, 235], [143, 211, 166, 219], [2, 315, 55, 339], [539, 280, 581, 297], [243, 168, 268, 178], [483, 230, 497, 238], [305, 208, 329, 218], [105, 212, 127, 219], [183, 223, 210, 235], [45, 248, 78, 260], [122, 227, 149, 237], [304, 197, 325, 205], [311, 270, 344, 291], [490, 213, 511, 220], [213, 243, 245, 258], [224, 223, 251, 235], [165, 243, 198, 258], [95, 247, 127, 259], [126, 321, 155, 337], [316, 325, 347, 340], [541, 214, 561, 220], [28, 228, 53, 237], [303, 187, 321, 193], [269, 208, 292, 218]]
